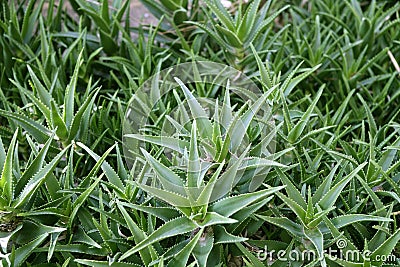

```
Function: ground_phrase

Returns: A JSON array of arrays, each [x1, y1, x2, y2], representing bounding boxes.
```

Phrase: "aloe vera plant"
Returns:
[[1, 50, 100, 147], [189, 0, 289, 69], [0, 131, 71, 265], [118, 77, 286, 265]]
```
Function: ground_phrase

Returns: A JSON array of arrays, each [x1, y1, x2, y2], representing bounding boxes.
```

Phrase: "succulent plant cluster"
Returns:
[[0, 0, 399, 266]]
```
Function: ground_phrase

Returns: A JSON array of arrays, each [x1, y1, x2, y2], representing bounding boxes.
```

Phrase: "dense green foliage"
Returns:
[[0, 0, 399, 266]]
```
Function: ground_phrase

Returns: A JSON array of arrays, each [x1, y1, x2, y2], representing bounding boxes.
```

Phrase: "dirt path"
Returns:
[[45, 1, 157, 27], [129, 0, 158, 26]]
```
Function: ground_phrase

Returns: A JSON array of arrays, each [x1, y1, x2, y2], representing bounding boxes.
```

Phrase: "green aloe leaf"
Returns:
[[175, 77, 213, 139], [369, 229, 400, 266], [34, 244, 109, 256], [229, 90, 272, 153], [235, 242, 265, 267], [125, 134, 190, 154], [77, 142, 124, 191], [135, 182, 191, 208], [251, 44, 273, 89], [75, 260, 140, 266], [27, 65, 53, 107], [369, 207, 394, 251], [319, 214, 393, 233], [187, 121, 201, 187], [50, 101, 68, 140], [140, 148, 185, 193], [13, 144, 70, 209], [276, 192, 307, 225], [204, 0, 235, 32], [322, 214, 359, 253], [167, 228, 203, 267], [120, 202, 180, 222], [67, 88, 100, 142], [287, 85, 324, 144], [276, 168, 307, 209], [318, 162, 367, 210], [71, 226, 101, 249], [68, 144, 116, 230], [117, 203, 157, 265], [68, 174, 104, 232], [0, 110, 51, 143], [214, 225, 247, 244], [0, 137, 5, 174], [195, 212, 237, 228], [64, 49, 83, 128], [14, 133, 54, 196], [303, 227, 326, 267], [282, 64, 321, 97], [356, 175, 385, 216], [210, 147, 249, 200], [120, 216, 197, 261], [257, 215, 304, 237], [210, 186, 285, 217], [0, 224, 22, 253], [194, 161, 224, 207], [192, 230, 214, 267], [237, 0, 262, 41], [312, 161, 342, 204], [230, 195, 274, 222], [10, 77, 51, 123], [0, 130, 17, 204], [215, 25, 242, 48], [220, 87, 233, 131], [12, 233, 48, 267]]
